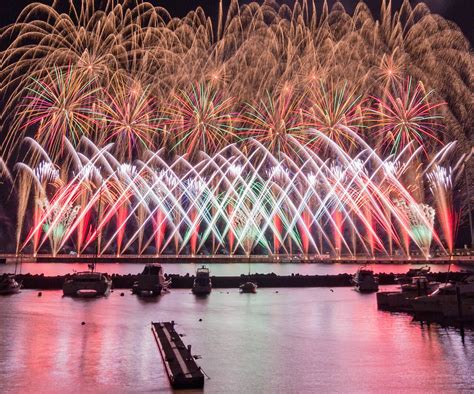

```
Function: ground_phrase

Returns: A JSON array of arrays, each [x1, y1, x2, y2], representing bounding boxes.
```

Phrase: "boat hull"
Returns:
[[412, 295, 474, 319], [0, 286, 21, 295], [192, 285, 212, 295], [63, 279, 111, 297], [132, 264, 168, 297], [239, 282, 257, 293], [132, 283, 162, 297], [440, 298, 474, 319], [352, 269, 379, 293], [0, 277, 22, 295], [410, 296, 442, 314], [355, 285, 379, 293]]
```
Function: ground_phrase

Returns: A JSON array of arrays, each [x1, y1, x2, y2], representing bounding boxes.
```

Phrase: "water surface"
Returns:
[[1, 287, 473, 393]]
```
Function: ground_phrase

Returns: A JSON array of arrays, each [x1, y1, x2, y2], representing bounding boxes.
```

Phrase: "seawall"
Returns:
[[8, 271, 470, 290]]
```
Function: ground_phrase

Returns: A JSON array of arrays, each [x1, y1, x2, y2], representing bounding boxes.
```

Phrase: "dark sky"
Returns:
[[1, 0, 473, 44]]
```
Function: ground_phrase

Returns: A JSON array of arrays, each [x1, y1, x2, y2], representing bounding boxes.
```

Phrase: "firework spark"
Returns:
[[369, 79, 445, 154], [163, 83, 237, 157], [0, 0, 470, 257], [8, 66, 98, 160]]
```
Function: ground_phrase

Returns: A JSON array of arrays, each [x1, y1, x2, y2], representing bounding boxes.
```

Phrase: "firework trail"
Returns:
[[6, 134, 448, 258], [0, 0, 471, 257]]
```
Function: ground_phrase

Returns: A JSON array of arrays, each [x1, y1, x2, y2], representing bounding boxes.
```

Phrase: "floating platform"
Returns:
[[151, 322, 205, 389]]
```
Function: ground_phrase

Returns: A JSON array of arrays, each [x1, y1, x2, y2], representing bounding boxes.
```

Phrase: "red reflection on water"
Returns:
[[0, 288, 473, 392]]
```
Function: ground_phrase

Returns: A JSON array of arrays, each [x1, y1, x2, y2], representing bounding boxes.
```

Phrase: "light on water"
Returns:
[[1, 287, 473, 392]]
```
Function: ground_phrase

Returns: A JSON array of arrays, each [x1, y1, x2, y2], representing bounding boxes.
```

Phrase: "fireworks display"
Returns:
[[0, 0, 471, 257]]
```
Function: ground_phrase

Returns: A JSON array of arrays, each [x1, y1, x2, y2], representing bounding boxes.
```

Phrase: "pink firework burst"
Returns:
[[369, 78, 445, 155]]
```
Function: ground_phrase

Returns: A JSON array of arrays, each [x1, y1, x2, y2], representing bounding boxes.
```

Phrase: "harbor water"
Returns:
[[1, 286, 473, 393]]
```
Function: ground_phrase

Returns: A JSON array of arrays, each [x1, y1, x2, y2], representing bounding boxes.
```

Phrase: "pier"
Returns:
[[151, 322, 205, 389]]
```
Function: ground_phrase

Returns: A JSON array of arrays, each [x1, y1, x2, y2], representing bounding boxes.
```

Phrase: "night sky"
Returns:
[[0, 1, 472, 249], [1, 0, 473, 45]]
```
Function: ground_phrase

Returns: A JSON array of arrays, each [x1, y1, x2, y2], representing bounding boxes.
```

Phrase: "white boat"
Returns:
[[399, 276, 439, 294], [63, 196, 112, 298], [63, 267, 112, 297], [352, 268, 379, 293], [411, 275, 474, 316], [0, 274, 22, 295], [239, 281, 257, 293], [132, 263, 170, 297], [192, 266, 212, 295], [377, 276, 439, 310], [396, 266, 431, 285]]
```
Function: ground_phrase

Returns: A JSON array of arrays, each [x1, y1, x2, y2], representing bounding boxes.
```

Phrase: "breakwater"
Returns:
[[11, 272, 470, 290]]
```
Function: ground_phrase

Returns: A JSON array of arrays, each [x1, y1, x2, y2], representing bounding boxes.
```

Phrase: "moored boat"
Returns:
[[399, 276, 439, 294], [377, 276, 439, 310], [192, 266, 212, 295], [63, 267, 112, 297], [439, 297, 474, 320], [132, 263, 170, 297], [239, 281, 257, 293], [352, 268, 379, 293], [396, 265, 431, 285], [0, 274, 22, 295], [410, 275, 474, 316]]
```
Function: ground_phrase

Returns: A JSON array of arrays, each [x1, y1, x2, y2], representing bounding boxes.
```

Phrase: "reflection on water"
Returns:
[[0, 262, 467, 276], [0, 287, 473, 393]]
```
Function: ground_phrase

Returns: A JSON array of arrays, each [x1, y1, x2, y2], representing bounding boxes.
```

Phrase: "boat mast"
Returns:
[[92, 184, 103, 273]]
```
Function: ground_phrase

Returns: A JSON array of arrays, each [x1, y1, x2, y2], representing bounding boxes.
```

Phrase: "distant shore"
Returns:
[[7, 271, 472, 290], [1, 253, 472, 265]]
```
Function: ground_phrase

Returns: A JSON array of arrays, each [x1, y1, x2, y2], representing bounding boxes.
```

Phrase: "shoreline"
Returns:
[[1, 255, 473, 266], [8, 271, 471, 290]]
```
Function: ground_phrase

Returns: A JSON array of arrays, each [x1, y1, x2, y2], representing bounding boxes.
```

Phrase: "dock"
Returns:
[[151, 322, 205, 389]]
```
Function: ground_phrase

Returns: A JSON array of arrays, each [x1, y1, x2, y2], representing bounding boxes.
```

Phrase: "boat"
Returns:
[[192, 266, 212, 295], [63, 191, 112, 297], [399, 276, 439, 294], [240, 259, 257, 293], [132, 263, 170, 297], [407, 265, 431, 277], [377, 276, 439, 310], [352, 268, 379, 293], [396, 265, 431, 284], [0, 274, 22, 295], [63, 264, 112, 297], [239, 281, 257, 293], [410, 275, 474, 316], [439, 296, 474, 320]]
